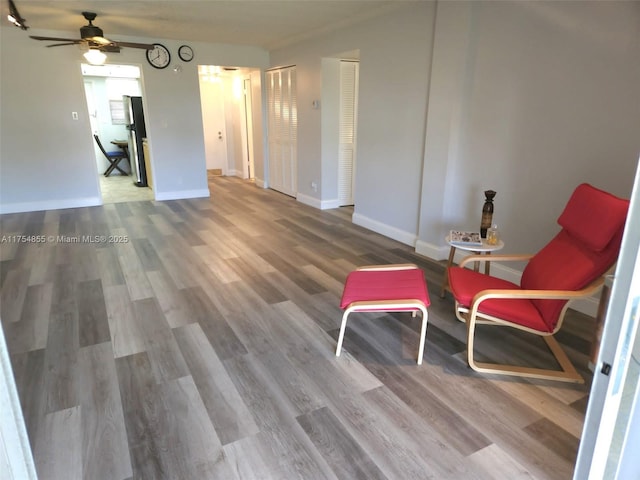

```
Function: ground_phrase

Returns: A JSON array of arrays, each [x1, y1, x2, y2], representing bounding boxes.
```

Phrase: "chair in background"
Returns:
[[447, 183, 629, 383], [336, 264, 431, 365], [94, 134, 129, 177]]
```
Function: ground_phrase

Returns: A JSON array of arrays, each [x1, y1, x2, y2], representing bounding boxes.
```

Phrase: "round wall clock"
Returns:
[[178, 45, 194, 62], [146, 43, 171, 69]]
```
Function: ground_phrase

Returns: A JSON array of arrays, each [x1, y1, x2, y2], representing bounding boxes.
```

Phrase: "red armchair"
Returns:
[[448, 184, 629, 383]]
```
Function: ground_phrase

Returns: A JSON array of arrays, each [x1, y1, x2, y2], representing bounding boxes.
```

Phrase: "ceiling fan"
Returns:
[[29, 11, 153, 53]]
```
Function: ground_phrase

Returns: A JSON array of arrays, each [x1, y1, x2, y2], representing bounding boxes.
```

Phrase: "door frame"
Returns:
[[574, 158, 640, 479]]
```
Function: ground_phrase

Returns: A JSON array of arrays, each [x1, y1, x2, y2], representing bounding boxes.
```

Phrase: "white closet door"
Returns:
[[338, 61, 359, 206], [267, 67, 297, 197]]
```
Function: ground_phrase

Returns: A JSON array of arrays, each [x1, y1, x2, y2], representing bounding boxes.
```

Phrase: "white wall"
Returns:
[[270, 1, 639, 261], [417, 1, 640, 259], [0, 26, 269, 212], [3, 2, 638, 260], [270, 2, 436, 243], [0, 27, 103, 212]]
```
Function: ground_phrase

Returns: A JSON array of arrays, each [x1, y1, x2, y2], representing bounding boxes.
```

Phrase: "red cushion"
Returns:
[[557, 183, 629, 252], [448, 267, 551, 332], [522, 228, 624, 330], [340, 268, 431, 310]]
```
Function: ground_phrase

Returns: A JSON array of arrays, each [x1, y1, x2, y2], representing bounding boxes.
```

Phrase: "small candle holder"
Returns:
[[486, 224, 500, 246]]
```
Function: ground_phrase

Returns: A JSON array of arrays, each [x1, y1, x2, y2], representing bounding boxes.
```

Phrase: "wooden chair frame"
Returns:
[[454, 254, 605, 383], [335, 264, 429, 365]]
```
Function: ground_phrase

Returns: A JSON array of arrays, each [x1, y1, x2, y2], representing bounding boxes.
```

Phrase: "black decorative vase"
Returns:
[[480, 190, 496, 238]]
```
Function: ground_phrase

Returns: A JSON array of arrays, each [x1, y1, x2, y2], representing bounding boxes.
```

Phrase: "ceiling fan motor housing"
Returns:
[[80, 12, 104, 40], [80, 23, 104, 40]]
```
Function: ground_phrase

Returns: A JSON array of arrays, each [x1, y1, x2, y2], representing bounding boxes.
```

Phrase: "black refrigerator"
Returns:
[[123, 95, 148, 187]]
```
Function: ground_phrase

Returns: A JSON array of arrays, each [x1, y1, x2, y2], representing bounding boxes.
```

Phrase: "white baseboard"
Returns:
[[295, 193, 343, 211], [296, 193, 321, 209], [321, 199, 341, 210], [0, 196, 101, 214], [352, 213, 416, 247], [154, 189, 210, 201], [415, 240, 450, 261], [255, 178, 266, 189]]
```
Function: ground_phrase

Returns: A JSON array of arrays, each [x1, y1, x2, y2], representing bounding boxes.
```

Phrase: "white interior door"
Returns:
[[338, 60, 359, 206], [200, 78, 228, 173], [266, 67, 297, 196]]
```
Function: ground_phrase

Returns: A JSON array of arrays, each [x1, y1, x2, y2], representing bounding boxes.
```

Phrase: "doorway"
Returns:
[[320, 52, 360, 210], [81, 63, 153, 204], [198, 66, 259, 182]]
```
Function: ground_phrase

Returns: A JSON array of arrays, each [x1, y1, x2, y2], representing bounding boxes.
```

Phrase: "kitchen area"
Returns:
[[82, 63, 153, 203]]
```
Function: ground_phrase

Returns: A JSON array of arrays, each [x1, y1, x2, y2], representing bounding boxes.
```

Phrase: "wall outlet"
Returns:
[[311, 181, 318, 192]]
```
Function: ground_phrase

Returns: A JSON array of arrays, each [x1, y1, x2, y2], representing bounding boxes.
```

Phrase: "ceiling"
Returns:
[[2, 0, 404, 50]]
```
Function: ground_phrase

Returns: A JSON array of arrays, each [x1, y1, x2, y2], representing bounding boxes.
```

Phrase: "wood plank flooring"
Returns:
[[0, 176, 594, 479]]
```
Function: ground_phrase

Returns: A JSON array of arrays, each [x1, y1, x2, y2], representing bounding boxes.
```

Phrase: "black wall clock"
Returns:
[[146, 43, 171, 69], [178, 45, 194, 62]]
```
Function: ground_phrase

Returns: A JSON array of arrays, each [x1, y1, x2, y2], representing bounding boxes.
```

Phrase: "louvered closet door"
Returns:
[[338, 61, 359, 206], [266, 67, 297, 197]]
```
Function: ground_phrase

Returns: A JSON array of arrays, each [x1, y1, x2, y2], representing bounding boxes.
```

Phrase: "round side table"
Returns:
[[440, 236, 505, 298]]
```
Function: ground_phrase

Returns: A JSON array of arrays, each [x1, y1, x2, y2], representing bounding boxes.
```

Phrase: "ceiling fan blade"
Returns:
[[114, 41, 155, 50], [100, 45, 121, 53], [47, 42, 82, 48], [30, 35, 79, 42], [30, 12, 153, 53]]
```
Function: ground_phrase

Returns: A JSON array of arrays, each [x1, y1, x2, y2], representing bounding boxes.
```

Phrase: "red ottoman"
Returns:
[[336, 264, 431, 364]]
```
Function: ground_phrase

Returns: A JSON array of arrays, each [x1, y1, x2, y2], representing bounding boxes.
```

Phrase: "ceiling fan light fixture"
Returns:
[[84, 48, 107, 65]]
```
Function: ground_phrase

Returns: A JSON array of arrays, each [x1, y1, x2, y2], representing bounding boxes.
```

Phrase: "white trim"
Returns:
[[296, 193, 322, 209], [352, 212, 416, 247], [0, 196, 101, 214], [154, 189, 211, 201], [415, 239, 450, 261], [321, 199, 341, 210], [255, 178, 267, 189], [228, 169, 244, 178], [296, 193, 342, 211]]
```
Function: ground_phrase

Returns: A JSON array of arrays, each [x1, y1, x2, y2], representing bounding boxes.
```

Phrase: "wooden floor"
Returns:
[[0, 176, 594, 480]]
